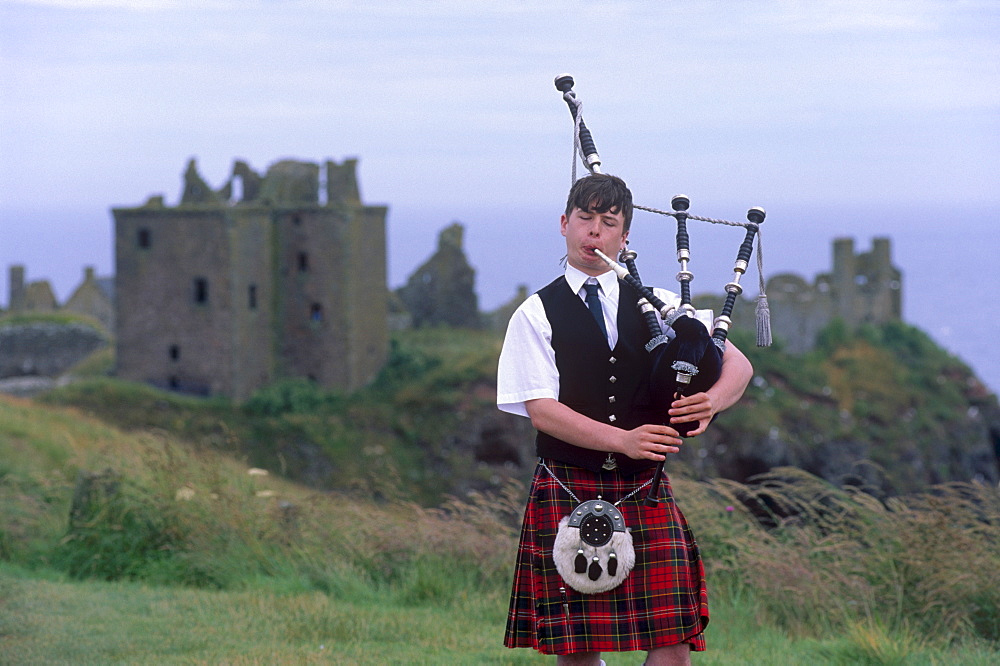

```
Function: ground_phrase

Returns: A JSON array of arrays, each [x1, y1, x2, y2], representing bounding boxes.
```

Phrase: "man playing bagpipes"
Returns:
[[498, 173, 753, 666]]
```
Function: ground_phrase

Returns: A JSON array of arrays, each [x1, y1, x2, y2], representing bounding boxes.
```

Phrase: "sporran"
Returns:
[[541, 459, 653, 595]]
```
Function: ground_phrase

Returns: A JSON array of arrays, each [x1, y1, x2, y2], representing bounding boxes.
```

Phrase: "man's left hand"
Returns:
[[668, 392, 716, 437]]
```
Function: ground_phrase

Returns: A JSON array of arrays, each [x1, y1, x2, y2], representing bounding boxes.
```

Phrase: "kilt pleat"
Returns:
[[504, 459, 709, 655]]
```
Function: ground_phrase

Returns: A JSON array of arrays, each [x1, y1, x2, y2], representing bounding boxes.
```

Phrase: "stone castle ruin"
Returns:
[[6, 264, 114, 332], [1, 266, 113, 394], [765, 237, 902, 352], [388, 231, 904, 352], [4, 157, 902, 401], [395, 222, 481, 329], [112, 157, 388, 400]]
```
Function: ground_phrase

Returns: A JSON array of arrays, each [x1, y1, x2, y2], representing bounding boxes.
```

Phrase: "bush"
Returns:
[[51, 469, 183, 581], [243, 378, 342, 416]]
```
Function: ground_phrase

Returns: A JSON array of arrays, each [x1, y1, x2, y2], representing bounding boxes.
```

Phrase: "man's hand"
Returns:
[[668, 392, 716, 437], [526, 397, 686, 462], [619, 424, 683, 461]]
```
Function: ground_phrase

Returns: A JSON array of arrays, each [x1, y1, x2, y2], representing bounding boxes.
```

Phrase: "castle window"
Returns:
[[310, 303, 323, 322], [194, 278, 209, 304], [169, 376, 179, 389], [292, 214, 302, 226], [169, 345, 180, 361], [297, 252, 309, 272], [248, 284, 257, 309], [138, 228, 151, 248]]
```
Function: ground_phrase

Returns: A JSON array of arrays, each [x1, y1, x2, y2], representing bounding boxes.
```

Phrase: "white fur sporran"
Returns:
[[552, 498, 635, 594]]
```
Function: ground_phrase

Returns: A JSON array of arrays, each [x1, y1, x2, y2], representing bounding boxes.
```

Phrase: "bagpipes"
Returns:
[[554, 74, 771, 507]]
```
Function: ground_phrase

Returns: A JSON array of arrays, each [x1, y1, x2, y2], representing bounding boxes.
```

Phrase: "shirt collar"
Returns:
[[565, 264, 619, 298]]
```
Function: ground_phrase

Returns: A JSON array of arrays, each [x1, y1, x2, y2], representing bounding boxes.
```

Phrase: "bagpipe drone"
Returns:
[[554, 74, 771, 508]]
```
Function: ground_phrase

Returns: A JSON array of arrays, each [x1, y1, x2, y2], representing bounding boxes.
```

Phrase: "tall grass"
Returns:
[[676, 467, 1000, 644], [1, 394, 521, 599], [2, 393, 998, 662]]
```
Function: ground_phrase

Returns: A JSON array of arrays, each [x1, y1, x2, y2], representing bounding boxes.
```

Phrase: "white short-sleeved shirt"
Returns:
[[497, 265, 714, 418]]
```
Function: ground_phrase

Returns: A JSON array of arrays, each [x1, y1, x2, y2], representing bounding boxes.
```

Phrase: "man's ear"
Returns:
[[560, 214, 568, 236]]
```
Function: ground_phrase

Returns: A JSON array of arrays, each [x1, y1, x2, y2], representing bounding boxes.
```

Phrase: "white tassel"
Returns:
[[756, 293, 772, 347], [754, 230, 771, 347]]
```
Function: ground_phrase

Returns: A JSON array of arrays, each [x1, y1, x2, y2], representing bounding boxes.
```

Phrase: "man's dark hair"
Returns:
[[565, 173, 634, 232]]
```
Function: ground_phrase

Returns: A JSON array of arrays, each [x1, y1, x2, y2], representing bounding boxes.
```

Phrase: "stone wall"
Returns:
[[0, 321, 107, 378]]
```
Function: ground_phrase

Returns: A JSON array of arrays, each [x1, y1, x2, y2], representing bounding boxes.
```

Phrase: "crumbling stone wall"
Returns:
[[259, 160, 320, 205], [396, 223, 480, 329], [0, 321, 107, 378]]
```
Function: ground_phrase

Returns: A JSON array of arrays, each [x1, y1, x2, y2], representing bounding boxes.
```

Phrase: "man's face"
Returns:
[[560, 205, 629, 276]]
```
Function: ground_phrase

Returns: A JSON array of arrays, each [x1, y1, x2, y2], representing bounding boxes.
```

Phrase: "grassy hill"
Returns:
[[674, 320, 999, 494], [1, 392, 997, 662], [1, 322, 999, 662], [38, 328, 512, 505], [34, 320, 1000, 501]]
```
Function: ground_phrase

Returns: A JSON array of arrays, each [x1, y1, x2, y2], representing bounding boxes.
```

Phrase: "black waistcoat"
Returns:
[[534, 276, 659, 474]]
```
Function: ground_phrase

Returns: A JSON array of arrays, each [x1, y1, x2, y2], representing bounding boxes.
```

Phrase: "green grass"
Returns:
[[0, 564, 542, 665], [0, 310, 107, 330], [3, 566, 996, 665]]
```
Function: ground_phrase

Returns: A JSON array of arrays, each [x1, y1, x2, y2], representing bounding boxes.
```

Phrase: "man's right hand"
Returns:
[[619, 424, 683, 461], [526, 398, 684, 462]]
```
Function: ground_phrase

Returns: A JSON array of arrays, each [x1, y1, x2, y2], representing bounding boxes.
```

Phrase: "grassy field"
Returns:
[[1, 336, 999, 664], [3, 565, 998, 665]]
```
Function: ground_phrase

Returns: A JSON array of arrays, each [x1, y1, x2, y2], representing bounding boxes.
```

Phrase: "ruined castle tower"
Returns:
[[113, 157, 388, 400], [765, 237, 902, 353], [7, 265, 57, 314], [396, 222, 481, 329], [8, 265, 26, 312]]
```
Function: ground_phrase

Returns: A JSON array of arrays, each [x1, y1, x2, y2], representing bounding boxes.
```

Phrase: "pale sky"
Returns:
[[2, 0, 999, 387]]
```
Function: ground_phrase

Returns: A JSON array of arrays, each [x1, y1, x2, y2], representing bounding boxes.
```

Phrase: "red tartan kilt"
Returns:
[[505, 459, 709, 655]]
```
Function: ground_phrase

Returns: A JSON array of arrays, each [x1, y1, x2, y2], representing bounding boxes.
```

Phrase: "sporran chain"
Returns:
[[538, 458, 655, 507]]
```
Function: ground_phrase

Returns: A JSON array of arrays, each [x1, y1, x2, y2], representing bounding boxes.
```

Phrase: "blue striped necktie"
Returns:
[[584, 282, 608, 343]]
